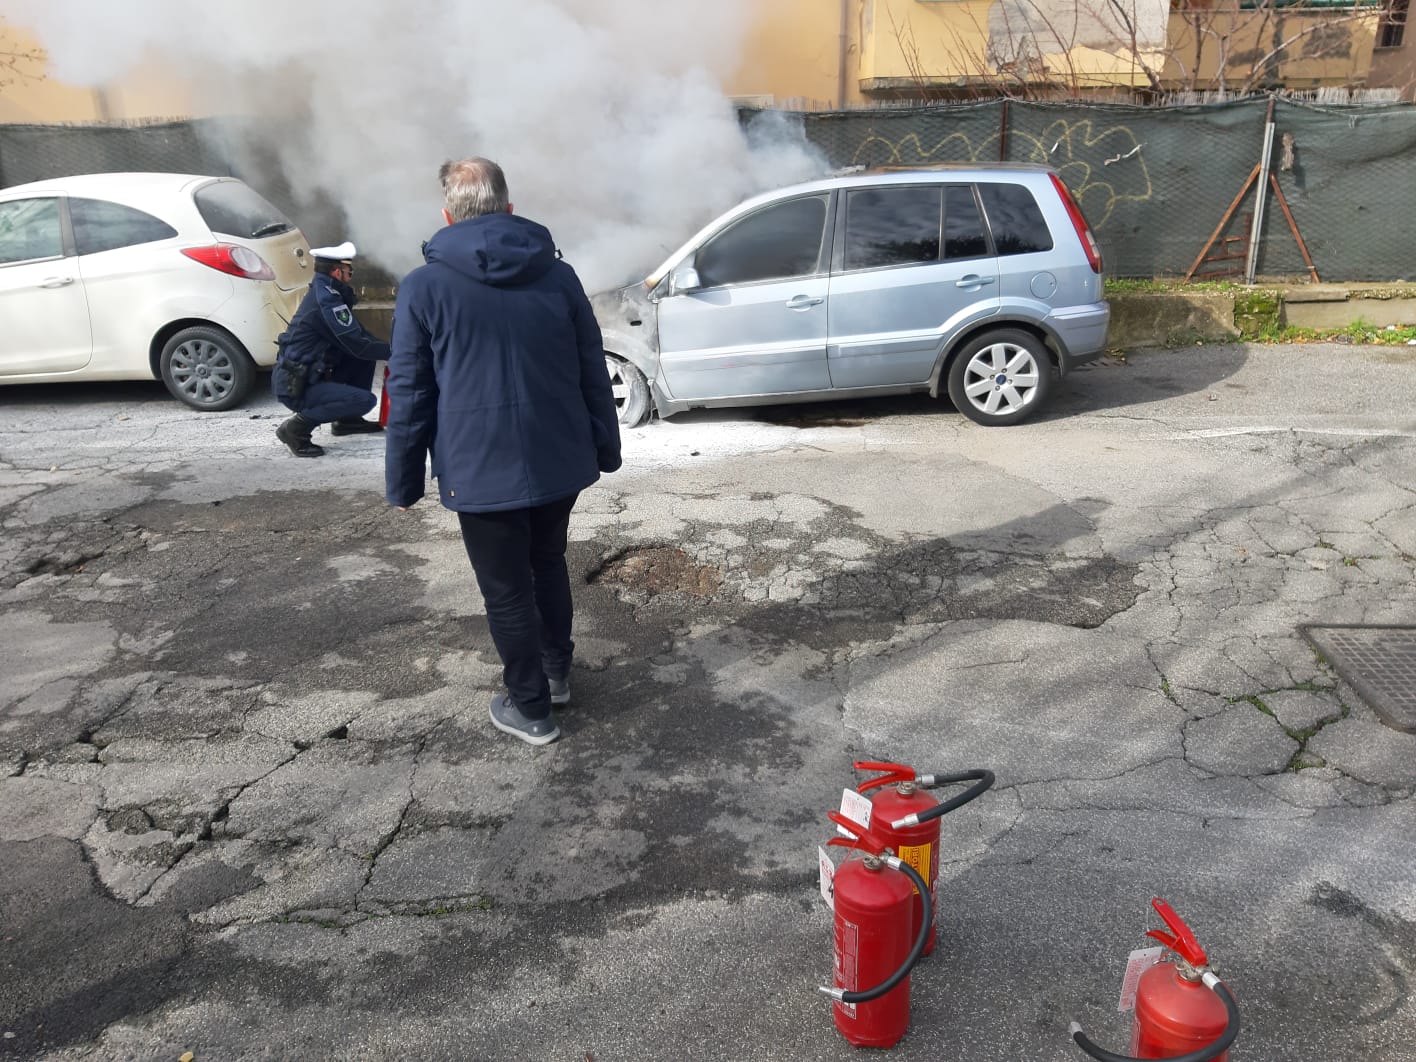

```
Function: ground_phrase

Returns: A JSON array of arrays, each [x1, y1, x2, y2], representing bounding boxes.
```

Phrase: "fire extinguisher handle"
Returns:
[[891, 770, 995, 828], [820, 858, 933, 1006], [825, 811, 888, 856], [1147, 897, 1209, 967], [854, 761, 916, 794], [1068, 976, 1240, 1062]]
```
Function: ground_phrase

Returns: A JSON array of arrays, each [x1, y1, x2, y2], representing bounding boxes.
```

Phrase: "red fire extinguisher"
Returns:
[[1070, 898, 1241, 1062], [377, 363, 391, 426], [819, 812, 932, 1049], [854, 762, 994, 956]]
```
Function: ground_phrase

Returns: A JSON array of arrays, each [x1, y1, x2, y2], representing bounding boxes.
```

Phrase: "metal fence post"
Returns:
[[999, 99, 1010, 161], [1245, 96, 1278, 285]]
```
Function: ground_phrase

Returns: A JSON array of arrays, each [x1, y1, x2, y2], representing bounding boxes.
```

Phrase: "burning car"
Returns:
[[593, 163, 1109, 428]]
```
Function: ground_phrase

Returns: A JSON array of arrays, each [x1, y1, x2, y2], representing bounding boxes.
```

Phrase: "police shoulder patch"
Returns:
[[333, 306, 353, 328]]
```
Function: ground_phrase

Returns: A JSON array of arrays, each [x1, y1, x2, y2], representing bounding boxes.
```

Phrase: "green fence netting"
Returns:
[[3, 100, 1414, 282]]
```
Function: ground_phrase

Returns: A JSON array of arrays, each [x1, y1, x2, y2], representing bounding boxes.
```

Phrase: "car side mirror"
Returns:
[[671, 262, 702, 294]]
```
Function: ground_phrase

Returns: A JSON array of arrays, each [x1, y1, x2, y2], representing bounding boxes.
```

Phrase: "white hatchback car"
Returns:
[[0, 172, 312, 410]]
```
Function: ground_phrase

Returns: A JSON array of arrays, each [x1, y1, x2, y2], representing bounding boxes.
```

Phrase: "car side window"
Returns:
[[695, 195, 828, 288], [0, 198, 64, 266], [70, 198, 178, 256], [944, 185, 989, 260], [843, 185, 941, 270], [978, 184, 1053, 256]]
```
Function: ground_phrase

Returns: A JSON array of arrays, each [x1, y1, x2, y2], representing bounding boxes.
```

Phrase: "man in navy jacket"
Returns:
[[385, 157, 622, 747]]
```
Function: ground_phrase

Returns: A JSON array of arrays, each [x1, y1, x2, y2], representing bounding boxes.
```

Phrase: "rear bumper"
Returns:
[[1047, 302, 1110, 366], [211, 289, 291, 368]]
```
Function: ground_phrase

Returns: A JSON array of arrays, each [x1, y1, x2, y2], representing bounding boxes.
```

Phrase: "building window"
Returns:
[[1379, 0, 1407, 47]]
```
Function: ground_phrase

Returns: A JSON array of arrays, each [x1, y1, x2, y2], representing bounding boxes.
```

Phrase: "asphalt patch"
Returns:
[[0, 838, 190, 1057]]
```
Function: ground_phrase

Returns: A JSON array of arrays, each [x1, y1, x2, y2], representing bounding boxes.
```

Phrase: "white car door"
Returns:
[[0, 196, 92, 376], [68, 196, 189, 375]]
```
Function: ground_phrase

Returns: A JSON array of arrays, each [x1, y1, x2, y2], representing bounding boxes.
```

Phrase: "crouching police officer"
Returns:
[[272, 242, 391, 458]]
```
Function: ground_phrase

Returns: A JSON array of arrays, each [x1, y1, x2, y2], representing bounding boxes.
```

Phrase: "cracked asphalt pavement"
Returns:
[[2, 343, 1415, 1061]]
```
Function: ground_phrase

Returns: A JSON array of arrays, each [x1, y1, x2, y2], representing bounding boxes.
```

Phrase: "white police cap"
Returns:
[[310, 241, 357, 262]]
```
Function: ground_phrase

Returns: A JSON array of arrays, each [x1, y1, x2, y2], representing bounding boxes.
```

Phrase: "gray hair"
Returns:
[[441, 157, 510, 221]]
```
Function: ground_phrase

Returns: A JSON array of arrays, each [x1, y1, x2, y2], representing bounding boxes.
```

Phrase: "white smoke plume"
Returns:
[[6, 0, 829, 291]]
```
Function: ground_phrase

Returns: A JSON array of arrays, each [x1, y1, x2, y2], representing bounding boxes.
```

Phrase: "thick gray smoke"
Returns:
[[7, 1, 829, 290]]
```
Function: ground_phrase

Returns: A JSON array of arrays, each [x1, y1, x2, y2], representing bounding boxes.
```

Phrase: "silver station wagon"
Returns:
[[593, 163, 1109, 428]]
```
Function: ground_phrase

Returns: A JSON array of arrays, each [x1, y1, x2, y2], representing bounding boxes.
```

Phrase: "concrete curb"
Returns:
[[1110, 283, 1416, 348]]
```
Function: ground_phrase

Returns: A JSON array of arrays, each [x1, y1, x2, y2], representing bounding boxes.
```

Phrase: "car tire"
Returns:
[[946, 328, 1054, 427], [606, 353, 653, 428], [159, 326, 256, 412]]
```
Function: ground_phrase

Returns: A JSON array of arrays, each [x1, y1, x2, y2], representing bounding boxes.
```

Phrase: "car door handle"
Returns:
[[954, 275, 996, 288], [786, 294, 824, 309], [38, 276, 76, 288]]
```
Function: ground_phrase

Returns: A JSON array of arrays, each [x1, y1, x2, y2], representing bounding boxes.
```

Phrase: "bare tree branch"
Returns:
[[0, 41, 46, 93], [1102, 0, 1168, 92], [1239, 7, 1376, 93], [883, 0, 1378, 103]]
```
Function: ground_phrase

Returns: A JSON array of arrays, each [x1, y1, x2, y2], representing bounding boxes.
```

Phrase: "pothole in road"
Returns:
[[589, 546, 723, 598], [20, 550, 107, 578]]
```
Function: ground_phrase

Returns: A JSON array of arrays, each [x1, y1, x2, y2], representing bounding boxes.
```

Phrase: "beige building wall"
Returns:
[[1370, 47, 1416, 97], [1366, 17, 1416, 98], [4, 4, 1393, 129], [0, 18, 193, 123], [820, 0, 1381, 99], [859, 0, 1167, 95], [1162, 7, 1380, 92], [6, 7, 861, 123], [732, 0, 863, 106]]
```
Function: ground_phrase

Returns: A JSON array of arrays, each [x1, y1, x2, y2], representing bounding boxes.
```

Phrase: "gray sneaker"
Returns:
[[548, 676, 571, 706], [488, 693, 560, 746]]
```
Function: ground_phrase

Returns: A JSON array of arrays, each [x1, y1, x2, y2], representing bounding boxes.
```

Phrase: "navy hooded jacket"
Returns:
[[384, 213, 622, 513]]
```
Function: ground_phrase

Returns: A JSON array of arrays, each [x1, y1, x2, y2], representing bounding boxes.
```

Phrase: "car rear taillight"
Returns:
[[1049, 173, 1103, 275], [181, 244, 276, 281]]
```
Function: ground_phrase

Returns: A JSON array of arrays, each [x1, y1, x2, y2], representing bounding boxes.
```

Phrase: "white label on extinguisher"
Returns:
[[818, 846, 835, 911], [838, 788, 873, 834], [1118, 946, 1164, 1012], [835, 917, 860, 1019]]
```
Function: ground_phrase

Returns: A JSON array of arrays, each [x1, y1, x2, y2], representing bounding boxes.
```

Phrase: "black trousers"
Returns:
[[274, 354, 378, 424], [457, 493, 579, 721]]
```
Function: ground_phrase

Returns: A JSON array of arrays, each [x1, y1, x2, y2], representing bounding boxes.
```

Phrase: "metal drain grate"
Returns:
[[1302, 625, 1416, 734]]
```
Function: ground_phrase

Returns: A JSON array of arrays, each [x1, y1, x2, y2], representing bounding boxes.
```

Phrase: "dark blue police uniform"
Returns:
[[272, 242, 390, 457]]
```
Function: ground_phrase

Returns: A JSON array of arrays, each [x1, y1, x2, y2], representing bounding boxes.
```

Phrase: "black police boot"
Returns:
[[276, 414, 325, 457], [330, 417, 383, 436]]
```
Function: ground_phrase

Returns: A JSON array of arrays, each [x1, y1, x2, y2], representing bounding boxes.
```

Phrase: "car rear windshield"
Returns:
[[193, 181, 294, 240], [978, 184, 1053, 256]]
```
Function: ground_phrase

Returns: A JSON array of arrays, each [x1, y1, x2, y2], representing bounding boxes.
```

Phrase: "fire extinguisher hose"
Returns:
[[891, 770, 995, 828], [1068, 971, 1240, 1062], [819, 858, 933, 1006]]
